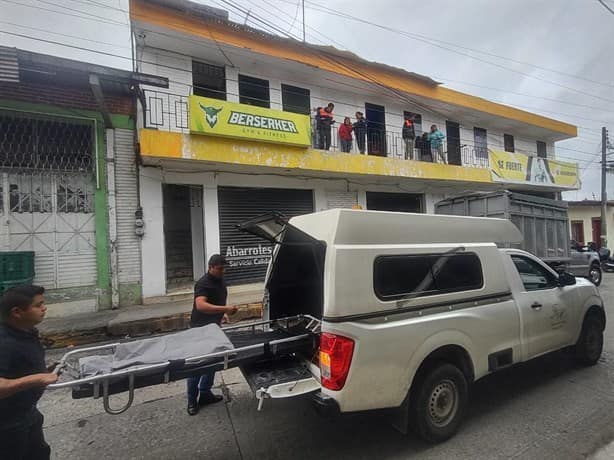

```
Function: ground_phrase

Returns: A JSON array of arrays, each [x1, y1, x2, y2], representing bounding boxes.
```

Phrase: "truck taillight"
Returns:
[[319, 333, 354, 390]]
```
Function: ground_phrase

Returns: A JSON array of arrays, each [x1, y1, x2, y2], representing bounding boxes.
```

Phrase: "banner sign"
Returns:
[[189, 95, 312, 147], [489, 150, 580, 189]]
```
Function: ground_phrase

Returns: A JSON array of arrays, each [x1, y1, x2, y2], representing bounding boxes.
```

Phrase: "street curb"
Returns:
[[41, 303, 264, 348]]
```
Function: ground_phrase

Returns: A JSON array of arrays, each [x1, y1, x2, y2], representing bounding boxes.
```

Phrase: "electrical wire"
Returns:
[[1, 3, 607, 158]]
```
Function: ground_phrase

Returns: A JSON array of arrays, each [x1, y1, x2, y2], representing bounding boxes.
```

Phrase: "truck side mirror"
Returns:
[[558, 272, 576, 287]]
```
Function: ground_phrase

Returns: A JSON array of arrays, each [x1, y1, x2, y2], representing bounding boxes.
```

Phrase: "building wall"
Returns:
[[568, 205, 614, 247], [0, 97, 133, 314], [136, 46, 553, 160], [138, 167, 451, 298], [0, 81, 133, 115]]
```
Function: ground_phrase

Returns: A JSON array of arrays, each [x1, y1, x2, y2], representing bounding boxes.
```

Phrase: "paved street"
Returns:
[[42, 275, 614, 460]]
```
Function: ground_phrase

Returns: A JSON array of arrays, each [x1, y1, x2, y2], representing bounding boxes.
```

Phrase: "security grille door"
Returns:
[[218, 187, 314, 285], [0, 112, 96, 289]]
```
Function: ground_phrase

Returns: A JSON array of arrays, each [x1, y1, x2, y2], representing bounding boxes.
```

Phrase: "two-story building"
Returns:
[[129, 0, 581, 302]]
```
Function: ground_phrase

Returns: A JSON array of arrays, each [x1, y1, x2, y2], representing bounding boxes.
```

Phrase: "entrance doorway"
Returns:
[[162, 184, 204, 291], [446, 121, 461, 165], [365, 103, 386, 156], [570, 220, 585, 244], [592, 218, 602, 249]]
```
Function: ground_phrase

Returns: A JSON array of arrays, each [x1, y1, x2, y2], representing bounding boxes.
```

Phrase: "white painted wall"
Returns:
[[139, 168, 468, 296], [136, 45, 559, 161], [140, 168, 167, 298]]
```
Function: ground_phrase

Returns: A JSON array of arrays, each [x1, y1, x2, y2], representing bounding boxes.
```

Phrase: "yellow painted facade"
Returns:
[[139, 129, 493, 184], [131, 0, 577, 138]]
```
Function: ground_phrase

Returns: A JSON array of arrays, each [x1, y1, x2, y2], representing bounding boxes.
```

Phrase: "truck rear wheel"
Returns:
[[574, 314, 604, 366], [588, 263, 602, 286], [409, 362, 468, 443]]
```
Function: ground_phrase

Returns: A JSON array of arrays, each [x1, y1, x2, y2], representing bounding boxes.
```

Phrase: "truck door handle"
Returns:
[[531, 302, 542, 310]]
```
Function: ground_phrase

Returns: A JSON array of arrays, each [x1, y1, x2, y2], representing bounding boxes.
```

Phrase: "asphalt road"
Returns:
[[41, 274, 614, 460]]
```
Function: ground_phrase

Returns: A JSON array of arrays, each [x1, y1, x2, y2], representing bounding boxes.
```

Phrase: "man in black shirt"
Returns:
[[0, 285, 58, 460], [187, 254, 238, 415]]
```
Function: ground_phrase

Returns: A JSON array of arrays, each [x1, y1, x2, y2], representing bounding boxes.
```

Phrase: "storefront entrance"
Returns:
[[218, 186, 314, 285], [162, 184, 204, 291]]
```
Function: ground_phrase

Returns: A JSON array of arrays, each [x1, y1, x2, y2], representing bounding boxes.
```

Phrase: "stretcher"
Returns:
[[47, 315, 321, 415]]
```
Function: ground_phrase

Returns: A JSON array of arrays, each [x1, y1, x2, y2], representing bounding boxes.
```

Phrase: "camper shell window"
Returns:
[[373, 253, 483, 300]]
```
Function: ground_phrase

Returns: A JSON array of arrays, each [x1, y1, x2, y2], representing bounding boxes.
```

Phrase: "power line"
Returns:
[[0, 20, 132, 50], [1, 11, 604, 154], [273, 0, 614, 102], [597, 0, 614, 16], [0, 0, 127, 27]]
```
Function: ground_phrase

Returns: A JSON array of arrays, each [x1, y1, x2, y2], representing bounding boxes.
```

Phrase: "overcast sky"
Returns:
[[2, 0, 614, 200]]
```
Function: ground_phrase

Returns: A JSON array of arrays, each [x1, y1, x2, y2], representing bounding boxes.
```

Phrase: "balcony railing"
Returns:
[[140, 90, 489, 169]]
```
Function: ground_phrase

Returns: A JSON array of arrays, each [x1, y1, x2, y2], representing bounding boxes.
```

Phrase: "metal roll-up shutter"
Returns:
[[218, 186, 314, 285], [113, 128, 141, 285], [366, 192, 424, 213]]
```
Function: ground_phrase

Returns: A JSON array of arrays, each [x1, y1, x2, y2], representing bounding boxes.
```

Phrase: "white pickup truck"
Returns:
[[51, 209, 605, 446], [238, 209, 606, 443]]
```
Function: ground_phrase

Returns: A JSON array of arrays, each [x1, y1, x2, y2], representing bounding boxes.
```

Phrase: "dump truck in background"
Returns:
[[435, 191, 602, 285]]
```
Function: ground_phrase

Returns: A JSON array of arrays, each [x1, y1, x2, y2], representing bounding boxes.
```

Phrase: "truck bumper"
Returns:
[[312, 392, 340, 418]]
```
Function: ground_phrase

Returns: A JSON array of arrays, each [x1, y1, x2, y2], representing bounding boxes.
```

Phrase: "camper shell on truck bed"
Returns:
[[434, 191, 570, 262]]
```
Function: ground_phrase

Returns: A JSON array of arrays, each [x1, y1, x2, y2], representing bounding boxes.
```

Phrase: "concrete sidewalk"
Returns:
[[40, 294, 263, 348]]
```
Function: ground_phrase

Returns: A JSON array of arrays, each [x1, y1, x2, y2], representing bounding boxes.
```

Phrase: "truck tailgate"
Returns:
[[240, 356, 320, 409]]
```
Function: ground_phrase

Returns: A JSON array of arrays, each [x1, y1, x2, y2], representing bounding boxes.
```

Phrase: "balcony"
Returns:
[[140, 90, 490, 170]]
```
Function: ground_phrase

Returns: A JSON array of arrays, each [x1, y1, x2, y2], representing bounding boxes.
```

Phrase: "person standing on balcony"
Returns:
[[339, 117, 353, 153], [316, 103, 335, 150], [415, 132, 432, 162], [402, 114, 416, 160], [428, 124, 446, 164], [353, 112, 367, 154]]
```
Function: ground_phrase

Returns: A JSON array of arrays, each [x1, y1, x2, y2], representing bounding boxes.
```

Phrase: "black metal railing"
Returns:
[[141, 90, 492, 169]]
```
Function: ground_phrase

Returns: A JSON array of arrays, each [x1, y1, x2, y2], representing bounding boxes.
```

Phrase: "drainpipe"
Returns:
[[105, 129, 121, 309]]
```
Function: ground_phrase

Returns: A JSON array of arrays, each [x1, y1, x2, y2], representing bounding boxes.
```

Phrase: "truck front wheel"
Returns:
[[409, 362, 468, 443], [588, 263, 602, 286], [574, 314, 604, 366]]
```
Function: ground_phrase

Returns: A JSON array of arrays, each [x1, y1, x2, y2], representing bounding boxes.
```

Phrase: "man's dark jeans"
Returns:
[[0, 410, 50, 460], [187, 369, 215, 404], [318, 126, 332, 150]]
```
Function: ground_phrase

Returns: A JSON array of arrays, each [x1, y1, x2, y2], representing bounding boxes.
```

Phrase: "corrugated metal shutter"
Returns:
[[325, 191, 357, 209], [113, 129, 141, 284], [0, 47, 19, 83], [218, 186, 314, 285], [366, 192, 423, 213]]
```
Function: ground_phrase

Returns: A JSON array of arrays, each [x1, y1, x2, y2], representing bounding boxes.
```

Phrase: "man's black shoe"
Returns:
[[187, 402, 199, 415], [199, 392, 223, 406]]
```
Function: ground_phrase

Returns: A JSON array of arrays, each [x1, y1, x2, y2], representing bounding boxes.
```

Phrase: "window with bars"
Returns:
[[192, 61, 227, 100], [3, 173, 94, 214], [504, 134, 515, 153], [537, 141, 547, 158], [239, 74, 270, 108], [0, 112, 94, 172]]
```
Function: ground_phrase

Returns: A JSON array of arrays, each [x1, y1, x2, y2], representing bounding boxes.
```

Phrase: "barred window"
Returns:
[[0, 112, 94, 172], [9, 174, 53, 213]]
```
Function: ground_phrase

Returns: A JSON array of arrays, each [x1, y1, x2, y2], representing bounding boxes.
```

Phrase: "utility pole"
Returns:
[[302, 0, 306, 42], [601, 127, 608, 248]]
